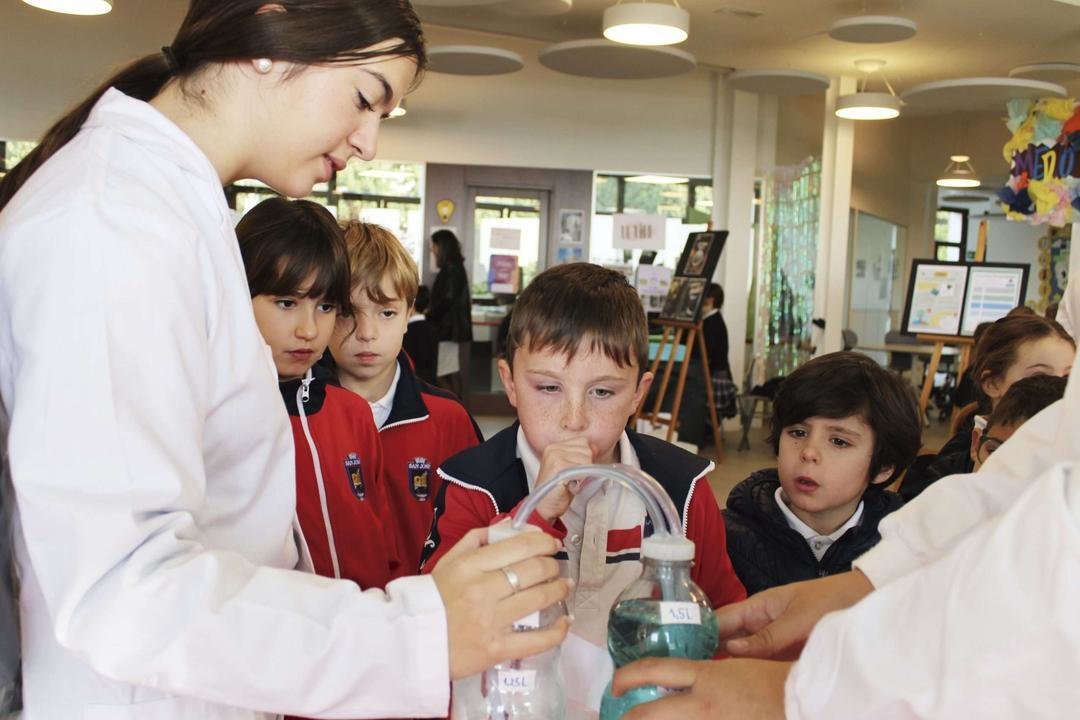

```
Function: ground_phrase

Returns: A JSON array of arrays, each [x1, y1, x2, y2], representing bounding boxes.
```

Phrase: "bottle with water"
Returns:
[[451, 523, 567, 719], [598, 535, 719, 719]]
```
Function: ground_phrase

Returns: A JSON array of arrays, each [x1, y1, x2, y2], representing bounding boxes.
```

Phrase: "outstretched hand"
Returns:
[[717, 570, 873, 660], [431, 527, 572, 679], [612, 657, 790, 720]]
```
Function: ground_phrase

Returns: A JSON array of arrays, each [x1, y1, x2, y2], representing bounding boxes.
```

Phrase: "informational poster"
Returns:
[[635, 264, 673, 312], [901, 260, 1030, 337], [903, 263, 968, 336], [490, 227, 522, 251], [488, 254, 520, 294], [559, 209, 585, 244], [557, 246, 584, 264], [612, 213, 666, 251], [961, 265, 1027, 335]]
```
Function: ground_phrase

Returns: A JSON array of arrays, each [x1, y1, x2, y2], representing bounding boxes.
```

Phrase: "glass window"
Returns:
[[2, 140, 36, 171], [227, 160, 424, 266], [472, 194, 542, 295], [594, 175, 619, 214]]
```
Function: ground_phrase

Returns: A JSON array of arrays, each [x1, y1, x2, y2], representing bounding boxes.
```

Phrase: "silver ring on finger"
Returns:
[[500, 565, 522, 593]]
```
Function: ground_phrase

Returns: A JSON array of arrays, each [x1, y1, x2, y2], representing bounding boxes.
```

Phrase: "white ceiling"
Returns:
[[2, 0, 1079, 139], [416, 0, 1080, 91]]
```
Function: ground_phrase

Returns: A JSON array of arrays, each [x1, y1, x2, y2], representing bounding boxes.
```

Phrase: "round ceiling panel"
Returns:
[[728, 69, 830, 96], [1009, 62, 1080, 83], [942, 193, 994, 203], [828, 16, 917, 43], [901, 77, 1067, 113], [496, 0, 572, 15], [427, 45, 525, 75], [539, 39, 696, 79], [411, 0, 503, 6]]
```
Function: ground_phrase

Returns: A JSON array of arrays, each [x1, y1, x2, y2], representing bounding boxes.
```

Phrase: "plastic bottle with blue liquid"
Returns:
[[599, 534, 719, 719]]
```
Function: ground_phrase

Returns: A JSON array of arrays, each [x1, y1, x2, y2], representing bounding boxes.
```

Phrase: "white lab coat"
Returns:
[[0, 89, 449, 719], [781, 283, 1080, 718]]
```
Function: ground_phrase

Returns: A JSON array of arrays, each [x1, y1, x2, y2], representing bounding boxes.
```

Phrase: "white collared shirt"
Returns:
[[369, 363, 402, 429], [774, 487, 864, 561]]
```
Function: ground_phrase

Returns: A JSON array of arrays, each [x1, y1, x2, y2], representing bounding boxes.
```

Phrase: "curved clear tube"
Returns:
[[509, 464, 682, 538]]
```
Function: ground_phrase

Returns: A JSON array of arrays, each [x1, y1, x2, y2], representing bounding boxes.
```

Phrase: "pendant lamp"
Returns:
[[936, 155, 981, 188], [603, 1, 689, 46], [835, 59, 901, 120], [388, 99, 407, 119], [22, 0, 112, 14]]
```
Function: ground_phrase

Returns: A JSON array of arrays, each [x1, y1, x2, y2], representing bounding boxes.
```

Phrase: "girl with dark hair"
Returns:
[[899, 312, 1075, 501], [0, 3, 567, 718], [236, 197, 399, 598], [427, 229, 473, 400]]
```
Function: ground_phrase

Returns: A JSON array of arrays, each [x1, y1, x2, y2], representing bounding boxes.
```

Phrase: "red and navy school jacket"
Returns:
[[419, 422, 747, 610], [280, 368, 398, 590], [380, 352, 483, 576]]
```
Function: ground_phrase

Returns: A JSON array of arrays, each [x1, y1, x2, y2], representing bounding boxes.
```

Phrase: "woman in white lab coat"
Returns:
[[0, 2, 569, 718]]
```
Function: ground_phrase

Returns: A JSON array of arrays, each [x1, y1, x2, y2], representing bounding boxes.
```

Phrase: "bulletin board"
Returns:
[[901, 259, 1029, 337]]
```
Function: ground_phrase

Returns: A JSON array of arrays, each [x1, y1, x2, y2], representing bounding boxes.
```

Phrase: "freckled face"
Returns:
[[498, 342, 653, 464]]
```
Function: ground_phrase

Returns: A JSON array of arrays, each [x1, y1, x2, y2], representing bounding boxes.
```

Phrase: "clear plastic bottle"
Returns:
[[451, 523, 567, 720], [598, 535, 719, 720]]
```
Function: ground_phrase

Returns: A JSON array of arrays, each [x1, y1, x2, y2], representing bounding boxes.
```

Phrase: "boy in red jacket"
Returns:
[[422, 263, 745, 718], [330, 222, 482, 575]]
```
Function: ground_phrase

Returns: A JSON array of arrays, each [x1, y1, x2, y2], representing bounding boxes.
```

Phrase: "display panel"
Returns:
[[902, 262, 968, 336], [901, 260, 1030, 337], [961, 265, 1028, 335]]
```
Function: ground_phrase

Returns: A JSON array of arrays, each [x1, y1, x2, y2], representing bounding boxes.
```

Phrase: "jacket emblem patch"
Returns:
[[345, 452, 365, 500], [409, 457, 432, 501]]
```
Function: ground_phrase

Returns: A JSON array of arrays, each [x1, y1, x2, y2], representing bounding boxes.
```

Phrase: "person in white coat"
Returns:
[[611, 281, 1080, 719], [0, 2, 569, 718]]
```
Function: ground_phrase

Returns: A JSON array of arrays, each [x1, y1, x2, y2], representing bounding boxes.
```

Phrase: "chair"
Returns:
[[841, 328, 858, 351]]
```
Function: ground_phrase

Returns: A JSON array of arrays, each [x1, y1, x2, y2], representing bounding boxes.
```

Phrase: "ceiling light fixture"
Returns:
[[835, 59, 901, 120], [603, 1, 689, 47], [625, 175, 689, 184], [936, 155, 981, 188], [388, 99, 407, 119], [22, 0, 111, 14]]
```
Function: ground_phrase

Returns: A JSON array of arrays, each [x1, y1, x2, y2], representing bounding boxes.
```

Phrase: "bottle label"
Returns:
[[497, 669, 537, 694], [513, 611, 540, 631], [659, 601, 701, 625]]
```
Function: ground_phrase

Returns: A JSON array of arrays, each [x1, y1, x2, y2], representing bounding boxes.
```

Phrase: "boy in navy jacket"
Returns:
[[422, 263, 745, 718], [330, 222, 482, 576], [723, 352, 920, 595]]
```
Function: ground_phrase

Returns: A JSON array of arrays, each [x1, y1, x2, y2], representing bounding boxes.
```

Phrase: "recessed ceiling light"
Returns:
[[22, 0, 111, 14]]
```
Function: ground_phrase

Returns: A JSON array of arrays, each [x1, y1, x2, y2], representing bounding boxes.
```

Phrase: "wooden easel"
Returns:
[[633, 318, 725, 463], [916, 219, 988, 419]]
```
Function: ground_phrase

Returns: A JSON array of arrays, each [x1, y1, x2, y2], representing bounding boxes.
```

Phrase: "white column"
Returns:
[[710, 74, 760, 396], [813, 76, 857, 354]]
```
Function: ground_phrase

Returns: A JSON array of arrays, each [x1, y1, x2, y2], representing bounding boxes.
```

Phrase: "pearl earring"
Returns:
[[254, 58, 272, 74]]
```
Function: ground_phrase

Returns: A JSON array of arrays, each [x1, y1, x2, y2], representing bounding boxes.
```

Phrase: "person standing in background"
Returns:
[[428, 229, 474, 405]]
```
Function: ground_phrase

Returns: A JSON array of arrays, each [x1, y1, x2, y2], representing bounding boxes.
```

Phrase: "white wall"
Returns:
[[977, 216, 1047, 306]]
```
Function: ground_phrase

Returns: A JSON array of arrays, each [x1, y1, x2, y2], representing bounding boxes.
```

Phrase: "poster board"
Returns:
[[901, 260, 1029, 337], [659, 231, 728, 322]]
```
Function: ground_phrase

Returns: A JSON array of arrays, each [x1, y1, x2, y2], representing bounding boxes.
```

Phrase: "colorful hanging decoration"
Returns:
[[1000, 97, 1080, 227], [751, 158, 821, 382], [1035, 228, 1071, 313]]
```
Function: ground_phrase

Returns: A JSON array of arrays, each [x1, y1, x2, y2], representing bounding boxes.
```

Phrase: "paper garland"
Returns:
[[999, 97, 1080, 227]]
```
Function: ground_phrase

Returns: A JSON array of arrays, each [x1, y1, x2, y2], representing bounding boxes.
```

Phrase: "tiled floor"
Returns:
[[474, 414, 955, 509]]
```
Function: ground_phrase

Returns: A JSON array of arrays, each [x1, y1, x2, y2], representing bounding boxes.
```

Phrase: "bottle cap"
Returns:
[[641, 535, 695, 561]]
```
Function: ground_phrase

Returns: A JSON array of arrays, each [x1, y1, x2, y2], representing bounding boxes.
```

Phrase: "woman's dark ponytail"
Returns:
[[0, 0, 425, 213]]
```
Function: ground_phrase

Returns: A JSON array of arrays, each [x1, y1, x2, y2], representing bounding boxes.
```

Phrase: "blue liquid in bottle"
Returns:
[[599, 537, 718, 720]]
